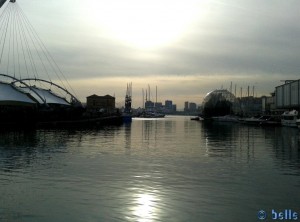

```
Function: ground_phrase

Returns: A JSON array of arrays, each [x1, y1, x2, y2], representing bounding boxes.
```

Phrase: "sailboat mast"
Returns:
[[156, 86, 157, 104], [148, 84, 150, 102], [142, 89, 145, 108]]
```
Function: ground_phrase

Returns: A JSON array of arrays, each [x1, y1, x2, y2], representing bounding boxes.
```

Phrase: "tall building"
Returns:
[[155, 102, 163, 108], [184, 101, 189, 112], [172, 104, 177, 112], [189, 102, 197, 112], [165, 100, 173, 109]]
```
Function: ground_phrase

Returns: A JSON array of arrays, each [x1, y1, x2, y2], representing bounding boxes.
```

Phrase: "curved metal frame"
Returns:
[[19, 78, 81, 104], [0, 73, 47, 104]]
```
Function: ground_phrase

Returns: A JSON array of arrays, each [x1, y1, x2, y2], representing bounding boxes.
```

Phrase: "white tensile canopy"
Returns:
[[20, 86, 70, 106], [0, 82, 36, 105]]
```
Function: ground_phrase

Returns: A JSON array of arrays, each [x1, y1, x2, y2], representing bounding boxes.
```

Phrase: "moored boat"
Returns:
[[240, 115, 271, 125], [136, 111, 165, 118], [281, 110, 299, 127], [259, 116, 281, 126], [212, 115, 239, 123], [296, 119, 300, 129], [190, 116, 200, 121]]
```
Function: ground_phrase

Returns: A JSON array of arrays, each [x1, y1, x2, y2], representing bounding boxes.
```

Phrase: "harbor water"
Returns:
[[0, 116, 299, 221]]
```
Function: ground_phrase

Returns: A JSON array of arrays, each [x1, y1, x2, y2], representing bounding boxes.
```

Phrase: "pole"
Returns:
[[156, 86, 157, 104]]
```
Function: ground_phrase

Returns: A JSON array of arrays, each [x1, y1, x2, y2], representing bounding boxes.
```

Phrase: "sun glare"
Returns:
[[132, 193, 157, 222], [85, 0, 201, 49]]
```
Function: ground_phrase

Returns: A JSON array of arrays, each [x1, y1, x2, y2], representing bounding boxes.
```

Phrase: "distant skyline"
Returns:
[[1, 0, 300, 109]]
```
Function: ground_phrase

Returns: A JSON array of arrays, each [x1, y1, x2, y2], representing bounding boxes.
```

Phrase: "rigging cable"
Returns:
[[7, 3, 13, 75], [0, 2, 80, 103], [0, 3, 11, 71], [17, 4, 79, 100], [16, 3, 51, 82], [15, 6, 30, 79], [17, 7, 39, 80]]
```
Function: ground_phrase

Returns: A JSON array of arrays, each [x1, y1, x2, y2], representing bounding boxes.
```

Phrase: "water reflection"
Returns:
[[202, 122, 300, 173], [270, 127, 300, 173], [131, 193, 158, 222], [0, 117, 300, 222], [202, 122, 241, 158]]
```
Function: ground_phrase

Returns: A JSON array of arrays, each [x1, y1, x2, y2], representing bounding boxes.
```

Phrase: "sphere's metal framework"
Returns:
[[202, 89, 241, 116]]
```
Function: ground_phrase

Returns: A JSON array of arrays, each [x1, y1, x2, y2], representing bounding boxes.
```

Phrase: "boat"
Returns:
[[296, 119, 300, 129], [259, 116, 281, 126], [136, 111, 165, 118], [241, 115, 274, 125], [211, 115, 239, 122], [134, 85, 165, 119], [281, 110, 299, 127], [122, 83, 133, 123]]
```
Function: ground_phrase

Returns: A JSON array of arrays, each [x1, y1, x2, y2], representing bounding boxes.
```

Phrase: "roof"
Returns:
[[0, 82, 71, 106], [87, 94, 99, 98], [87, 94, 115, 99], [0, 82, 36, 105], [29, 87, 70, 106]]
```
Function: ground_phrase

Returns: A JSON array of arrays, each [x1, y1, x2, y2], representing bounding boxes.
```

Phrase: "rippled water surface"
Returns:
[[0, 116, 299, 221]]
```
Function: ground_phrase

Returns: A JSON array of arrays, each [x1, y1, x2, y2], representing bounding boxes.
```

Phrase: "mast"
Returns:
[[240, 87, 243, 98], [234, 84, 236, 97], [156, 85, 157, 104], [148, 84, 151, 102], [142, 88, 144, 108], [145, 89, 147, 102]]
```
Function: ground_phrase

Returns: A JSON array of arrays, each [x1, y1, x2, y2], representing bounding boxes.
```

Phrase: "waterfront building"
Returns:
[[239, 96, 262, 116], [275, 80, 300, 111], [155, 102, 163, 109], [172, 104, 177, 112], [189, 103, 197, 112], [184, 101, 197, 113], [162, 100, 178, 114], [165, 100, 173, 109], [184, 101, 189, 112], [145, 100, 155, 110], [86, 94, 115, 113], [262, 93, 276, 114]]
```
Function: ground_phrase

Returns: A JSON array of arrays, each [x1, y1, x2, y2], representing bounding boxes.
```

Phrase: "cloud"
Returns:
[[3, 0, 299, 107]]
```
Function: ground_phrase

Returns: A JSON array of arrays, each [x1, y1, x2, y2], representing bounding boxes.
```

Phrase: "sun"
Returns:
[[85, 0, 201, 49]]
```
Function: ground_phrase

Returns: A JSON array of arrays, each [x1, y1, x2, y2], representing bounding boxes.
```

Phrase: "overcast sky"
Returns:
[[1, 0, 300, 109]]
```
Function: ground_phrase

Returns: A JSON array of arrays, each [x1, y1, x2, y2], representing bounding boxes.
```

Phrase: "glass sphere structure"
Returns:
[[202, 89, 240, 117]]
